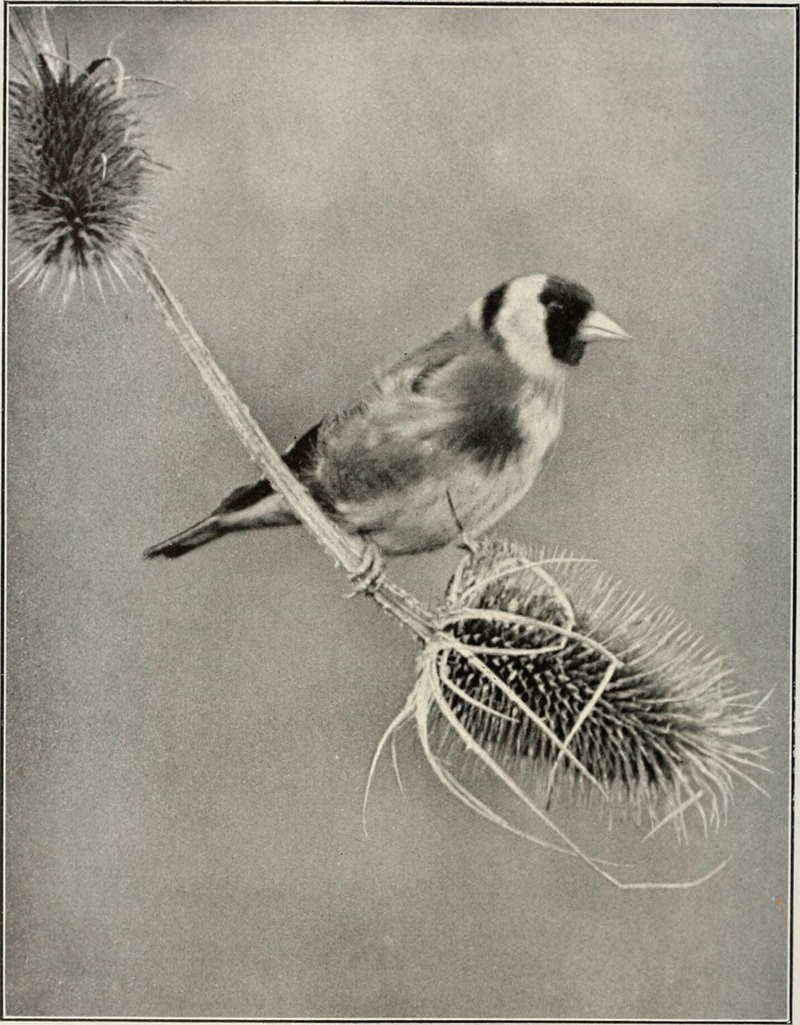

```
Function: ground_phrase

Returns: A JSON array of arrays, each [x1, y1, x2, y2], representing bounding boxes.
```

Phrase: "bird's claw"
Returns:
[[444, 489, 479, 554], [456, 532, 480, 555], [346, 541, 387, 597]]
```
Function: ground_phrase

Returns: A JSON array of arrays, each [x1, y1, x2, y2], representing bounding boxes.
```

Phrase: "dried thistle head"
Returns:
[[366, 537, 768, 889], [8, 8, 154, 300]]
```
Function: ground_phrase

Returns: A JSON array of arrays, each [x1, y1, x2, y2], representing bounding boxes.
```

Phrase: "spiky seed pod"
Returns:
[[8, 12, 154, 299], [443, 537, 766, 822], [366, 537, 768, 889]]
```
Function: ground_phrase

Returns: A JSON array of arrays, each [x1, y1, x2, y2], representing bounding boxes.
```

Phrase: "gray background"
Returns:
[[6, 4, 793, 1019]]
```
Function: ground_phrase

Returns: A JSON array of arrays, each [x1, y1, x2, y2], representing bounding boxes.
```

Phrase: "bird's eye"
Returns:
[[548, 301, 564, 314]]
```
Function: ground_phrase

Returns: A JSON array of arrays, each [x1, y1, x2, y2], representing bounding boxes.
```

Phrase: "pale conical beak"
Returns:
[[578, 310, 632, 343]]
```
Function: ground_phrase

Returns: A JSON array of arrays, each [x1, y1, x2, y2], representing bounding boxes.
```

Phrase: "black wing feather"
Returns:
[[213, 421, 323, 514]]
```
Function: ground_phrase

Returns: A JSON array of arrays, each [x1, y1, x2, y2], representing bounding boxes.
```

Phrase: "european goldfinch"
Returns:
[[144, 274, 629, 560]]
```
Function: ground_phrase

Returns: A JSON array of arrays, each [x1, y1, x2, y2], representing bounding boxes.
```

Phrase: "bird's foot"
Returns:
[[445, 490, 479, 554], [455, 531, 480, 555], [346, 540, 387, 597]]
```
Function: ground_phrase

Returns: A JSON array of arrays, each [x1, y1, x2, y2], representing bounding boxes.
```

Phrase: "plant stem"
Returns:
[[132, 247, 437, 642]]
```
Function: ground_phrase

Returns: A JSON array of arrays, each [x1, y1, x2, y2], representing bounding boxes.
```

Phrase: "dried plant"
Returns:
[[365, 538, 769, 888], [8, 8, 154, 300]]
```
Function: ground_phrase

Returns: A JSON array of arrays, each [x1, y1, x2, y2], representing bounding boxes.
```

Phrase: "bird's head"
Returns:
[[469, 273, 631, 375]]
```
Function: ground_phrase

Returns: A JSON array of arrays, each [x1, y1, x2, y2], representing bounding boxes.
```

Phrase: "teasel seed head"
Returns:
[[366, 537, 769, 889], [8, 8, 155, 300]]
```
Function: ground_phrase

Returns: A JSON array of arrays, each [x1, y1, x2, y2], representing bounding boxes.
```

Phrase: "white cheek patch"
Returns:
[[493, 276, 556, 379]]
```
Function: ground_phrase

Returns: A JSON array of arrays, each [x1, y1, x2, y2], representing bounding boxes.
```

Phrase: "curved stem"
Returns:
[[132, 247, 436, 641]]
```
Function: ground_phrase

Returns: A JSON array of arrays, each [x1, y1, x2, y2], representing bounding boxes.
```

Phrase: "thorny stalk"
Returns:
[[132, 250, 437, 641]]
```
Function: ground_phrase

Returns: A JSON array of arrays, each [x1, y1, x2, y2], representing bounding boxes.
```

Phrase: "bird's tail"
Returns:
[[143, 517, 223, 560]]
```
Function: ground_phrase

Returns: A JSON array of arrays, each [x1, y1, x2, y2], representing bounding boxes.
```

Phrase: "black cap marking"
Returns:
[[538, 275, 595, 366]]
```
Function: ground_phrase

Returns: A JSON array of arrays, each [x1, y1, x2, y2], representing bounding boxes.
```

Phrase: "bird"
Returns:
[[143, 273, 630, 562]]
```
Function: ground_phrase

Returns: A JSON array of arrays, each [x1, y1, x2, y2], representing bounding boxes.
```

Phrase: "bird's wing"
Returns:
[[214, 325, 475, 517], [309, 326, 487, 508], [213, 478, 274, 514], [378, 327, 470, 396]]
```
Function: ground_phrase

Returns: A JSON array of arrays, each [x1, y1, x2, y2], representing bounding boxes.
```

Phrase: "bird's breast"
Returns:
[[459, 384, 565, 531]]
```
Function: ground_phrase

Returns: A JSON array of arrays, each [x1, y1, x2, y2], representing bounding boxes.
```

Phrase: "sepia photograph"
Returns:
[[4, 2, 794, 1019]]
